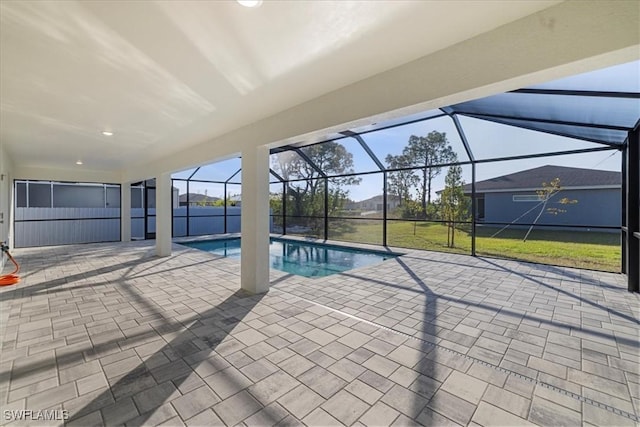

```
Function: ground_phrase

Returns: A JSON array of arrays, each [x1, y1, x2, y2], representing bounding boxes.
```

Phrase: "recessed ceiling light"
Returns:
[[76, 160, 83, 165], [102, 131, 113, 136], [237, 0, 262, 7]]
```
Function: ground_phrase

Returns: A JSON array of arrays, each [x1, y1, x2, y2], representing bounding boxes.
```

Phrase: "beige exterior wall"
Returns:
[[0, 144, 14, 265]]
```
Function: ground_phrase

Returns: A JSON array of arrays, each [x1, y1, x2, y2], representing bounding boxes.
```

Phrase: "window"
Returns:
[[513, 194, 543, 202], [106, 186, 120, 207], [16, 182, 27, 207], [16, 181, 122, 208], [131, 187, 144, 209], [476, 195, 485, 220], [29, 183, 52, 207], [53, 185, 104, 208]]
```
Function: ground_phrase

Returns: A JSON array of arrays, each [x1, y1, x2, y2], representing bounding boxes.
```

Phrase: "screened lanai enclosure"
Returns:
[[170, 62, 639, 292], [171, 158, 243, 237], [10, 62, 638, 290]]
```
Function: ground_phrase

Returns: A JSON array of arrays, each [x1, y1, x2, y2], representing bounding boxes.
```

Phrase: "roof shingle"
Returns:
[[464, 165, 621, 192]]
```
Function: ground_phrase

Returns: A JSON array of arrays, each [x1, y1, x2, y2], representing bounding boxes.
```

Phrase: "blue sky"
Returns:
[[173, 61, 636, 201]]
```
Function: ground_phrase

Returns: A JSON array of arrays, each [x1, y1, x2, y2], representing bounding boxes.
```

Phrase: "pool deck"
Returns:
[[1, 240, 638, 426]]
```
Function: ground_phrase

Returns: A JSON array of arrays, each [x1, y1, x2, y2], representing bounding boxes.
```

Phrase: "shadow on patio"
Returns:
[[65, 289, 286, 425]]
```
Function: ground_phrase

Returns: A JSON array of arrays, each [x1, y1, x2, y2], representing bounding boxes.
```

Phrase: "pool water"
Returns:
[[181, 238, 397, 278]]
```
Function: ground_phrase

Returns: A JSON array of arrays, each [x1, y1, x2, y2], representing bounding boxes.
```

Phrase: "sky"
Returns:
[[173, 60, 637, 201]]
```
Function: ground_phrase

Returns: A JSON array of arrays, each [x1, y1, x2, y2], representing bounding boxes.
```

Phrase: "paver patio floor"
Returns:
[[1, 240, 638, 426]]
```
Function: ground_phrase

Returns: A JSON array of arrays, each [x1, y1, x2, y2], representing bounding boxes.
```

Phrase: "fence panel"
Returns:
[[15, 207, 120, 247]]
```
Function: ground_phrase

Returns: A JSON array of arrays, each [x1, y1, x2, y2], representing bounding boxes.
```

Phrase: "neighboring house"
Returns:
[[462, 165, 621, 228], [178, 193, 221, 206], [345, 195, 401, 212]]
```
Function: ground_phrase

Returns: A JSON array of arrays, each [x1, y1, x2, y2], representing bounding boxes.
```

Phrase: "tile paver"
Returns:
[[301, 407, 342, 426], [298, 365, 347, 399], [277, 384, 325, 419], [322, 390, 370, 425], [427, 389, 477, 425], [440, 371, 488, 405], [212, 390, 262, 426], [528, 396, 582, 426], [63, 388, 116, 421], [171, 386, 220, 421], [76, 372, 108, 396], [184, 408, 224, 426], [243, 402, 289, 427], [472, 401, 536, 426], [483, 384, 531, 418], [345, 379, 383, 405], [240, 358, 279, 382], [26, 382, 77, 411], [247, 370, 300, 406], [66, 410, 103, 427], [132, 381, 181, 414], [278, 353, 315, 378], [381, 384, 429, 418], [359, 401, 402, 426], [202, 366, 252, 399], [415, 407, 461, 426], [100, 397, 139, 425], [7, 376, 58, 403], [362, 354, 400, 377]]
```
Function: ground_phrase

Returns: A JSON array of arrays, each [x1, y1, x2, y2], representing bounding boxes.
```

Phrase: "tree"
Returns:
[[195, 189, 214, 207], [402, 132, 456, 218], [523, 178, 577, 241], [272, 143, 361, 231], [385, 153, 418, 207], [269, 192, 283, 215], [440, 165, 470, 247]]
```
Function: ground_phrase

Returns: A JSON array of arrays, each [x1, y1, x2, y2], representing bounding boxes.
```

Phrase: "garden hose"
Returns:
[[0, 243, 20, 286]]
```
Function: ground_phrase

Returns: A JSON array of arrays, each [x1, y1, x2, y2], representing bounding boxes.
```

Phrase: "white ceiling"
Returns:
[[1, 0, 565, 175]]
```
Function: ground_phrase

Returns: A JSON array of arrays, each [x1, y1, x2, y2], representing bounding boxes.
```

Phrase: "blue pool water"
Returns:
[[181, 238, 398, 278]]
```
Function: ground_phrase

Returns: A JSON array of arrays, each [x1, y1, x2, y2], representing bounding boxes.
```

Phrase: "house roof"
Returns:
[[178, 193, 220, 203], [464, 165, 621, 193], [349, 195, 402, 204]]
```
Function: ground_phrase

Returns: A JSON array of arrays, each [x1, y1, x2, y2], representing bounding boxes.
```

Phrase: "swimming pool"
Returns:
[[180, 237, 398, 278]]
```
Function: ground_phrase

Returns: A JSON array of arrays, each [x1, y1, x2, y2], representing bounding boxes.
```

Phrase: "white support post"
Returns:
[[241, 146, 270, 294], [121, 183, 131, 242], [155, 172, 172, 257]]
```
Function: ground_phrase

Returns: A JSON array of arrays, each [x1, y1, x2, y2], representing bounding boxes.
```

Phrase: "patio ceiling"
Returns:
[[0, 0, 562, 173]]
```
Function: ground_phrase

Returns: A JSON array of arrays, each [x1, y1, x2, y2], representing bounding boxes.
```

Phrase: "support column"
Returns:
[[383, 172, 387, 246], [324, 177, 328, 241], [621, 148, 627, 274], [626, 129, 639, 293], [121, 183, 131, 242], [156, 172, 172, 257], [224, 183, 228, 234], [241, 146, 270, 294]]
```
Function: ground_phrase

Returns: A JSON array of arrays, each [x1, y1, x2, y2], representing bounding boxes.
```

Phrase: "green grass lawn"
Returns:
[[328, 220, 621, 272]]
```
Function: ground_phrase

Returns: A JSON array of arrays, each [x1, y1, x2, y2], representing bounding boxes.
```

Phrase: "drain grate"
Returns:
[[279, 290, 639, 422]]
